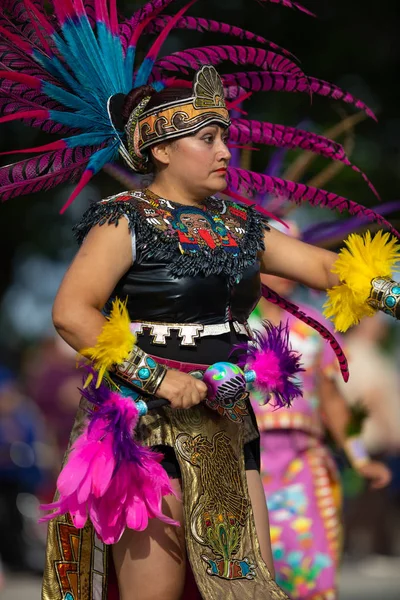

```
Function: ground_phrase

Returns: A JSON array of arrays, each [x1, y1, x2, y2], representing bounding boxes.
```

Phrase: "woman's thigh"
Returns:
[[246, 469, 275, 578], [112, 478, 186, 600]]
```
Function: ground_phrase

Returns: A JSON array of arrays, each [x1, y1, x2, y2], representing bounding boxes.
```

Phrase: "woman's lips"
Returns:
[[214, 168, 227, 173]]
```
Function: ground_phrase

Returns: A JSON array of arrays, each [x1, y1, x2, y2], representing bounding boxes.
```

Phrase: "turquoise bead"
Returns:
[[385, 296, 396, 308], [146, 357, 157, 368], [392, 286, 400, 295], [135, 399, 148, 417], [138, 367, 151, 380]]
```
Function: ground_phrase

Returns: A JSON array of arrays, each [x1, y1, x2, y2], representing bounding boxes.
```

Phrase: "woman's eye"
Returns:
[[203, 135, 214, 143]]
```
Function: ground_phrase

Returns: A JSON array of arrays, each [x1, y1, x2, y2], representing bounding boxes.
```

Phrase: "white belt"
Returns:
[[130, 320, 253, 346]]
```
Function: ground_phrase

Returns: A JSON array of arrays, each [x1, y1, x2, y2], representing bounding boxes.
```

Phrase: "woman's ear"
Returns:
[[150, 142, 171, 167]]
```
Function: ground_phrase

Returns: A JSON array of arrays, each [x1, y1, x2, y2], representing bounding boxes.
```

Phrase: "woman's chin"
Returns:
[[207, 176, 227, 194]]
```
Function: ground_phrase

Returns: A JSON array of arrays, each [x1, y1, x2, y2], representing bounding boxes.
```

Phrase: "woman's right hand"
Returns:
[[155, 369, 208, 409]]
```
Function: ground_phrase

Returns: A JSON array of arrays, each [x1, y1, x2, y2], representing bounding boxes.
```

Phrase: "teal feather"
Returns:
[[124, 47, 136, 88], [134, 57, 154, 87], [43, 82, 92, 112], [48, 110, 109, 129], [65, 132, 114, 147]]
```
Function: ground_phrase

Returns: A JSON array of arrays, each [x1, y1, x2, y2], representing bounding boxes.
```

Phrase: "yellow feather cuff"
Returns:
[[323, 230, 400, 332], [81, 298, 136, 387]]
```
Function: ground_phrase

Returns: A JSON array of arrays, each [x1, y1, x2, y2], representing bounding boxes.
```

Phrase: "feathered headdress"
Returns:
[[0, 0, 398, 238]]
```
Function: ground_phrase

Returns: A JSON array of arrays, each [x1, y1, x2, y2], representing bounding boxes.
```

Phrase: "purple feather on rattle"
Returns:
[[236, 320, 304, 408]]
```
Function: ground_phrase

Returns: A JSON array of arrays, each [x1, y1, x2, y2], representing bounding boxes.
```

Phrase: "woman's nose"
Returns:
[[218, 140, 231, 162]]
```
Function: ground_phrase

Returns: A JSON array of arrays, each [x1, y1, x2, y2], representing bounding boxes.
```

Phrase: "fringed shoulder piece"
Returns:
[[73, 190, 269, 282], [73, 191, 144, 242]]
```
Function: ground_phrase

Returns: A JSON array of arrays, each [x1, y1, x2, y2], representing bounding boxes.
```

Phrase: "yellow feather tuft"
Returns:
[[80, 298, 136, 387], [323, 230, 400, 332]]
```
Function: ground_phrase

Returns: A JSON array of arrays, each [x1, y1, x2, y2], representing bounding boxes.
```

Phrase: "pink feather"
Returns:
[[94, 0, 109, 25], [59, 169, 94, 214], [40, 384, 178, 545], [73, 0, 87, 19], [223, 187, 289, 229], [23, 0, 53, 55], [248, 349, 282, 392], [0, 70, 42, 88], [0, 24, 33, 54], [0, 108, 49, 124], [52, 0, 75, 23], [226, 91, 252, 110], [143, 0, 197, 62], [0, 140, 67, 157], [109, 0, 119, 35], [22, 0, 56, 37]]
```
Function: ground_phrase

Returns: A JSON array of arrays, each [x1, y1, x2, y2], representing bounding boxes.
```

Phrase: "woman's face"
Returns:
[[153, 124, 231, 197]]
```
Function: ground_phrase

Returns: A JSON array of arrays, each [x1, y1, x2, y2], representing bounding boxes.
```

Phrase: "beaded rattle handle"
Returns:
[[135, 363, 255, 415]]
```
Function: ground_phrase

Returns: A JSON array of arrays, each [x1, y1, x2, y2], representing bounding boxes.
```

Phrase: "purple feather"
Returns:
[[302, 200, 400, 245], [151, 45, 303, 79], [258, 0, 315, 17], [230, 118, 380, 199], [0, 77, 64, 112], [145, 15, 299, 61], [223, 72, 377, 120], [261, 284, 350, 382], [82, 0, 96, 27], [80, 378, 144, 466], [226, 167, 400, 239], [236, 320, 304, 408], [122, 0, 177, 42], [0, 2, 45, 50], [0, 40, 58, 82], [0, 146, 96, 201], [119, 0, 177, 50], [0, 94, 69, 135]]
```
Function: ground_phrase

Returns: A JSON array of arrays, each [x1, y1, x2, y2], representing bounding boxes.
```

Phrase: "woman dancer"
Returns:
[[1, 2, 399, 599]]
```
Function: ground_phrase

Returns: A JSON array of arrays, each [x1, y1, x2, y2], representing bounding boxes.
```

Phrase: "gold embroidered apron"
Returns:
[[42, 358, 288, 600]]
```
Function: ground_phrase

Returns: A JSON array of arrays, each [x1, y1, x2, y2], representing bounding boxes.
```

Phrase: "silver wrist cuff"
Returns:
[[367, 277, 400, 319], [114, 346, 167, 395]]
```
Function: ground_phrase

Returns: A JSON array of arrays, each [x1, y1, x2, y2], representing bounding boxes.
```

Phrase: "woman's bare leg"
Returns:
[[246, 469, 275, 578], [112, 479, 186, 600]]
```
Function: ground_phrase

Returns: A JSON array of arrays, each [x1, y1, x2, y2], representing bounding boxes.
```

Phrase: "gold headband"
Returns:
[[124, 65, 230, 172]]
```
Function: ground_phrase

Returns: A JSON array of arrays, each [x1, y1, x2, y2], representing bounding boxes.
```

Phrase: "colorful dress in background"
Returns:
[[249, 307, 342, 600]]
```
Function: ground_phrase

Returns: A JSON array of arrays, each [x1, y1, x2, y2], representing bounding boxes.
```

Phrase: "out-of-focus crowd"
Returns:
[[0, 312, 400, 591], [0, 335, 81, 587], [335, 314, 400, 563]]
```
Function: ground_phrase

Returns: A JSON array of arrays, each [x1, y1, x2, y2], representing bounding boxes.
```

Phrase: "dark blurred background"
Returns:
[[1, 0, 400, 597]]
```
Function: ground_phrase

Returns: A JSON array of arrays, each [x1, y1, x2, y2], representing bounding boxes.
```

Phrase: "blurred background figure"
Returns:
[[22, 336, 82, 462], [0, 365, 52, 575], [0, 335, 80, 585], [249, 222, 392, 600], [337, 314, 400, 571]]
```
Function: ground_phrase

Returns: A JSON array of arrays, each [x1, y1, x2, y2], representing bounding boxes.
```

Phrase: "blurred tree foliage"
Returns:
[[1, 0, 399, 324]]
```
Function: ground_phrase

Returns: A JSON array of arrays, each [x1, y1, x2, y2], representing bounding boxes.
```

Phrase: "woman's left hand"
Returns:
[[357, 461, 392, 489]]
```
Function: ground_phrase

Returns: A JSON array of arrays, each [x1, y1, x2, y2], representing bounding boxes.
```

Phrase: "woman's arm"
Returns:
[[260, 226, 340, 290], [52, 219, 133, 352], [319, 373, 391, 489], [319, 373, 351, 448]]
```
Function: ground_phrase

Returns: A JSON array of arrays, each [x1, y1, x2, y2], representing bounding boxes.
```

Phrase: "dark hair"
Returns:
[[118, 86, 193, 174], [121, 85, 192, 125]]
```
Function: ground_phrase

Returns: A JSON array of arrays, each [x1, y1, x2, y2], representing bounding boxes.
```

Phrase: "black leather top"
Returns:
[[74, 190, 269, 350], [113, 257, 261, 325]]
